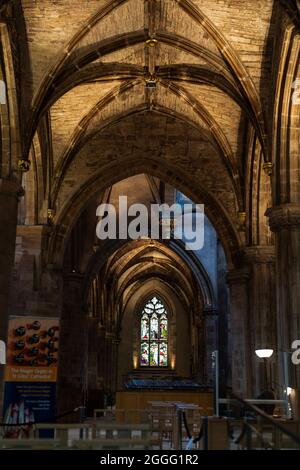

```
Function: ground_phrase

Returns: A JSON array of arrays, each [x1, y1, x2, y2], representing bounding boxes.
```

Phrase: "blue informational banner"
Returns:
[[3, 382, 56, 438], [3, 317, 60, 437]]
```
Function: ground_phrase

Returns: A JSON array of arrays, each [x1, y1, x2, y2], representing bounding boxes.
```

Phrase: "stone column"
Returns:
[[57, 273, 88, 417], [227, 268, 252, 397], [111, 337, 120, 395], [202, 308, 218, 387], [94, 324, 106, 410], [0, 178, 21, 411], [243, 246, 276, 395], [97, 324, 106, 383], [12, 226, 63, 317], [104, 332, 113, 395], [266, 204, 300, 392]]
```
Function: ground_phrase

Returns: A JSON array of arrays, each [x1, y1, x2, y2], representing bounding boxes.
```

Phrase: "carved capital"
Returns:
[[243, 245, 275, 264], [266, 204, 300, 231]]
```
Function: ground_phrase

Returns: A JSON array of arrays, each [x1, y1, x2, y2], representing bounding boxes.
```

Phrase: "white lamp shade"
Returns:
[[255, 348, 274, 358]]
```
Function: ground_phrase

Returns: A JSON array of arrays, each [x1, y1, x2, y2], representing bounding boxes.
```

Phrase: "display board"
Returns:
[[3, 317, 59, 437]]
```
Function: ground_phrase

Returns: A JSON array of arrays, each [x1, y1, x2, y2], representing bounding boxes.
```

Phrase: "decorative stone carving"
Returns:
[[243, 246, 275, 264], [266, 204, 300, 231]]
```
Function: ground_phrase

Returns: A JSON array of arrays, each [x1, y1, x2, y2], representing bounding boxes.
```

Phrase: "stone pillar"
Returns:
[[202, 308, 218, 386], [0, 178, 21, 411], [266, 204, 300, 393], [57, 273, 87, 417], [227, 268, 252, 397], [111, 337, 120, 395], [12, 226, 63, 317], [87, 316, 97, 389], [94, 324, 106, 410], [97, 324, 106, 383], [243, 246, 276, 395], [104, 332, 113, 395]]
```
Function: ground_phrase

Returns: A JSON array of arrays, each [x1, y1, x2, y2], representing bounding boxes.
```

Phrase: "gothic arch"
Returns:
[[46, 160, 241, 269]]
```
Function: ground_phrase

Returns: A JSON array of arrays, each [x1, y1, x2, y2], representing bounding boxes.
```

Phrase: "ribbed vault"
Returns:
[[5, 0, 296, 262], [14, 0, 278, 260]]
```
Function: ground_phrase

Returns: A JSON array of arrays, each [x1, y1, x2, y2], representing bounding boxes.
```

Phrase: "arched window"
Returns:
[[140, 296, 168, 367]]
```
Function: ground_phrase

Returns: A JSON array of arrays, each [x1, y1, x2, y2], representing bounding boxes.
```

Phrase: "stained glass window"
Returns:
[[139, 296, 168, 367]]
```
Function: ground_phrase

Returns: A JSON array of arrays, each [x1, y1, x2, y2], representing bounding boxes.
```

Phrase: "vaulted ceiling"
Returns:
[[3, 0, 298, 265]]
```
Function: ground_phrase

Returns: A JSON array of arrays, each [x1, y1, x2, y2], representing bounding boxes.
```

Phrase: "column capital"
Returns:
[[266, 204, 300, 232], [242, 245, 275, 264], [226, 267, 250, 285], [0, 177, 23, 198]]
